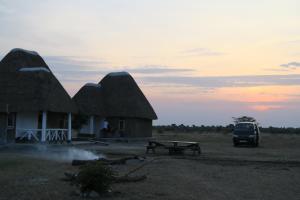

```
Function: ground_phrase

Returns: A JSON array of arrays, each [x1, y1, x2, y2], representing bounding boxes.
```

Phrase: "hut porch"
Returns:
[[78, 115, 105, 136], [13, 111, 72, 143], [99, 117, 152, 138]]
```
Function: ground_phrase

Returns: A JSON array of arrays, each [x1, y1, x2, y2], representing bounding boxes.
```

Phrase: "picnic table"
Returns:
[[146, 140, 201, 155]]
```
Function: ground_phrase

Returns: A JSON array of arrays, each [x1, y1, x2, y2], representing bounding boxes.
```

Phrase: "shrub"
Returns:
[[77, 162, 115, 196]]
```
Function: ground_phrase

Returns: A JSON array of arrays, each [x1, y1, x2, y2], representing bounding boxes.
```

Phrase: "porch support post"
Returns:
[[14, 113, 17, 140], [41, 111, 47, 142], [90, 115, 94, 134], [67, 113, 72, 142]]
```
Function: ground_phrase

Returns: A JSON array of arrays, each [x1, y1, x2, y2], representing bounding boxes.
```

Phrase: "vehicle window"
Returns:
[[235, 123, 254, 131]]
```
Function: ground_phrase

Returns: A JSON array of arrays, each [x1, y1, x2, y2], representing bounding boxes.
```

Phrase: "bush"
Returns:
[[77, 162, 115, 196]]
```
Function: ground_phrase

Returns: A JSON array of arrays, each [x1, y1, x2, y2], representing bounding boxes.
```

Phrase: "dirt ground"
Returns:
[[0, 132, 299, 200]]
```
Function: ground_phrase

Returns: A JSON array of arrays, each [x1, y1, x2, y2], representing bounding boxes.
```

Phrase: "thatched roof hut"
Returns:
[[0, 48, 77, 113], [99, 72, 157, 120], [73, 83, 105, 116], [73, 71, 157, 138]]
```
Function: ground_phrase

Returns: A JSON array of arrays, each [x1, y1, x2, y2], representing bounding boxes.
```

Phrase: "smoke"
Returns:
[[60, 148, 102, 161], [31, 145, 105, 162]]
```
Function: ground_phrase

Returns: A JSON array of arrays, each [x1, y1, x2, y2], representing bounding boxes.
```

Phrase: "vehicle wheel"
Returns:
[[254, 138, 259, 147], [233, 142, 239, 147], [251, 140, 258, 147]]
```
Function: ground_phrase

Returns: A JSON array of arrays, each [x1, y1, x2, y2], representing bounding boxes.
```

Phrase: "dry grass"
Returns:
[[0, 153, 80, 200], [0, 132, 299, 200]]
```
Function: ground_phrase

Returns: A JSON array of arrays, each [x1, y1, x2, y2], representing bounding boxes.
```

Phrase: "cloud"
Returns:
[[5, 54, 300, 90], [140, 74, 300, 88], [54, 66, 196, 83], [123, 65, 195, 74], [181, 48, 224, 56], [45, 56, 195, 74], [280, 62, 300, 69], [43, 56, 197, 84], [45, 56, 108, 70], [19, 55, 300, 91]]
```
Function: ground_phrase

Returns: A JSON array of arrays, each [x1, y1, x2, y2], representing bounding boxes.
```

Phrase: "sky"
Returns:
[[0, 0, 299, 127]]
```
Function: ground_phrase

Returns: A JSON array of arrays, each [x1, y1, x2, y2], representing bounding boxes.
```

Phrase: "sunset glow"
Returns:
[[250, 105, 284, 112], [0, 0, 299, 126]]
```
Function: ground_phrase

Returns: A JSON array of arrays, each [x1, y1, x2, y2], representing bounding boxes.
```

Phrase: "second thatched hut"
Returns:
[[72, 83, 106, 138], [73, 72, 157, 138]]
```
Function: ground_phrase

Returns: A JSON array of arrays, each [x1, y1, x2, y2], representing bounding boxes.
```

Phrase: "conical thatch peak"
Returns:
[[10, 48, 39, 56], [107, 71, 130, 77], [73, 83, 105, 116], [0, 48, 49, 73], [0, 48, 77, 113], [84, 83, 102, 88], [99, 72, 157, 120]]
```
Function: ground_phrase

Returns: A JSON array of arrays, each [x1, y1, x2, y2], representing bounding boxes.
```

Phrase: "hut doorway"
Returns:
[[0, 113, 7, 143], [118, 119, 125, 137]]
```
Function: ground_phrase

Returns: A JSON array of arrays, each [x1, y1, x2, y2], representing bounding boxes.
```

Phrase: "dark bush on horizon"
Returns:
[[153, 124, 300, 134]]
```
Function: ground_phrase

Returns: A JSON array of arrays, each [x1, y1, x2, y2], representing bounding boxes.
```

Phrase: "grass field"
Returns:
[[0, 132, 299, 200]]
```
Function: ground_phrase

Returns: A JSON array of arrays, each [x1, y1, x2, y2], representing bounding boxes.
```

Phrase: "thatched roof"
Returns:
[[0, 48, 77, 113], [73, 72, 157, 120], [72, 83, 105, 116], [100, 72, 157, 120]]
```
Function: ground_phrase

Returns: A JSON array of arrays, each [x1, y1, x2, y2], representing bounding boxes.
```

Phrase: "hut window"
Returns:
[[7, 113, 16, 128], [119, 120, 125, 131]]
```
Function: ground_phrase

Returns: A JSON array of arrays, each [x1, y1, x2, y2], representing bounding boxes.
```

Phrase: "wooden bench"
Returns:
[[146, 141, 166, 154], [146, 140, 201, 155]]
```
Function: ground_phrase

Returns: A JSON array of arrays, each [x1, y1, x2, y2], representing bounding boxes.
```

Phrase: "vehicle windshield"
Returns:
[[234, 123, 254, 135]]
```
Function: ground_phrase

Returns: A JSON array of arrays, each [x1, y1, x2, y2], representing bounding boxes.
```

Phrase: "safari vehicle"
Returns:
[[232, 122, 260, 147]]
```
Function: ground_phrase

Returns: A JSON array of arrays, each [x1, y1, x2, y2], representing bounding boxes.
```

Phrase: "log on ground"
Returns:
[[72, 156, 145, 166]]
